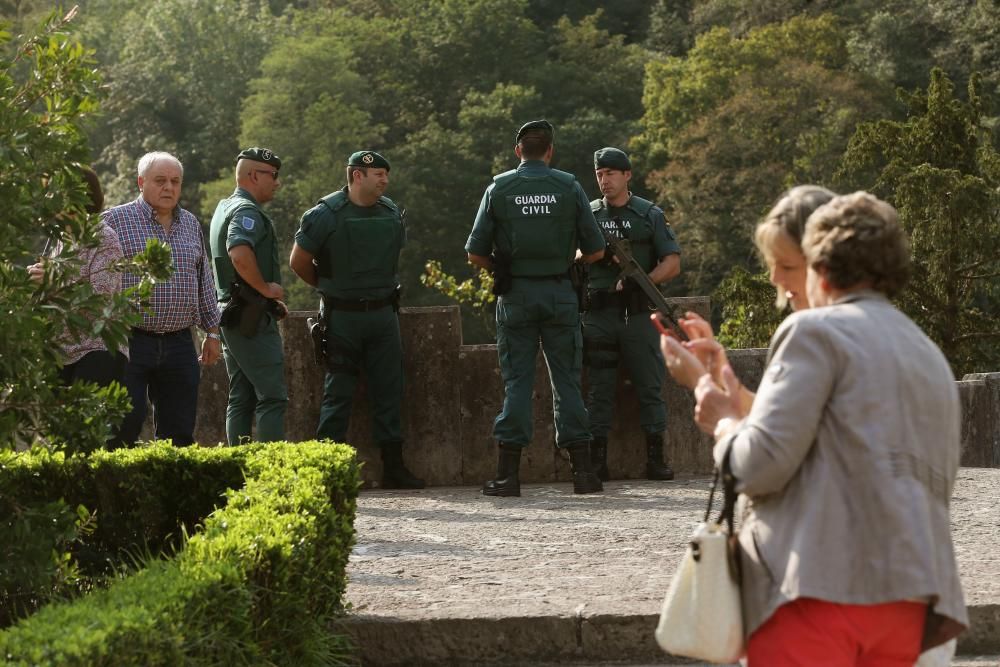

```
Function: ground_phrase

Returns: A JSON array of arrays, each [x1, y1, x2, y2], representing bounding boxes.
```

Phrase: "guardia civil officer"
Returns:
[[466, 120, 607, 497], [290, 150, 424, 489], [209, 147, 288, 444], [586, 147, 681, 480]]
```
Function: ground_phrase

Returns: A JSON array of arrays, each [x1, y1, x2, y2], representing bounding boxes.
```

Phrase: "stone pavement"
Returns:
[[339, 469, 1000, 666]]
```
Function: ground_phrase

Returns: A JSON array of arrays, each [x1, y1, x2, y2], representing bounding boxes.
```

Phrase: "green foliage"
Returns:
[[0, 441, 360, 666], [221, 2, 650, 323], [79, 0, 278, 214], [526, 0, 653, 43], [839, 69, 1000, 375], [421, 260, 496, 338], [0, 10, 171, 453], [714, 266, 788, 349], [0, 443, 248, 627], [639, 14, 891, 299], [0, 499, 95, 627]]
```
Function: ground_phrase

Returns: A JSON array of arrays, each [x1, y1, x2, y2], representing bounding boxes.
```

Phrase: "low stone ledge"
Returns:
[[960, 373, 1000, 468], [187, 304, 999, 485]]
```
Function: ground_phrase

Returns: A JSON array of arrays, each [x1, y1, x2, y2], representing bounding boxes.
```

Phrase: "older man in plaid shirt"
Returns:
[[103, 151, 221, 446]]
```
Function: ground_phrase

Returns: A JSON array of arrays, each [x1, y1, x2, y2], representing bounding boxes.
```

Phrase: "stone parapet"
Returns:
[[189, 304, 999, 485], [959, 373, 1000, 468]]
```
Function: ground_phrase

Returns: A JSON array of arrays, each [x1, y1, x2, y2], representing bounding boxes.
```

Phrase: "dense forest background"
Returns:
[[3, 0, 999, 372]]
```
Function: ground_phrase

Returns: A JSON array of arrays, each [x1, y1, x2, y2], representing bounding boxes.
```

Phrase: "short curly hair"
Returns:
[[802, 191, 910, 297]]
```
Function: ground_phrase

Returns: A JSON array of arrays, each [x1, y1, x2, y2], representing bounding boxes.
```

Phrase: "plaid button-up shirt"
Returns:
[[102, 197, 221, 333]]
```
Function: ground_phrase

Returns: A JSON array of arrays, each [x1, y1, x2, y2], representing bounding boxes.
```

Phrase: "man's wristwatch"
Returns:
[[206, 332, 221, 341]]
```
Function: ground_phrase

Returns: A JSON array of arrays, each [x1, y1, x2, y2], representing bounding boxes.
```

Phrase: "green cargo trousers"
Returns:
[[220, 317, 288, 444], [582, 301, 667, 439], [492, 278, 591, 448], [317, 305, 404, 446]]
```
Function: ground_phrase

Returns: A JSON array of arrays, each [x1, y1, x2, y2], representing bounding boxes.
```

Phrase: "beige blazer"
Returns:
[[715, 291, 967, 649]]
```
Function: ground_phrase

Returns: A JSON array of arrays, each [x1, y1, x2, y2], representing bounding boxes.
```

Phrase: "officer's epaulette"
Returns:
[[317, 189, 349, 214], [627, 195, 656, 219], [377, 195, 400, 215], [590, 199, 605, 214]]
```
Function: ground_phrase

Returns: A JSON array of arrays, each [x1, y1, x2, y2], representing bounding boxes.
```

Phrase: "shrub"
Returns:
[[0, 441, 359, 666]]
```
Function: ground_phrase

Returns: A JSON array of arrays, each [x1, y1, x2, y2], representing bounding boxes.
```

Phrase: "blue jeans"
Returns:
[[119, 328, 201, 446]]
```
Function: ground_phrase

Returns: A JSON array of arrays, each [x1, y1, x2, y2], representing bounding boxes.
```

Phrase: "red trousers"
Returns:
[[747, 597, 926, 667]]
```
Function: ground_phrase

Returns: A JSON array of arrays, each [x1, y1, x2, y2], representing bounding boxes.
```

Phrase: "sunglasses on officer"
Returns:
[[253, 169, 279, 179]]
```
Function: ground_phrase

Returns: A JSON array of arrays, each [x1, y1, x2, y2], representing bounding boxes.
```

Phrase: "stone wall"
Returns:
[[188, 304, 1000, 486]]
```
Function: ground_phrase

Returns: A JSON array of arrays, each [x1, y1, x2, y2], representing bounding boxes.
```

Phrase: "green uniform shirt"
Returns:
[[588, 194, 680, 290], [209, 187, 280, 301], [465, 160, 604, 267], [295, 187, 405, 300]]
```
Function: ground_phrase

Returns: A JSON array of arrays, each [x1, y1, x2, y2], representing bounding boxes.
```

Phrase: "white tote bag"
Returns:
[[655, 521, 744, 663], [655, 467, 744, 664]]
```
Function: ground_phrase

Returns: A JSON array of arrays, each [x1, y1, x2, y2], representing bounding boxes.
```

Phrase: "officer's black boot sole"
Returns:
[[566, 441, 603, 494], [573, 472, 603, 494], [482, 477, 520, 497], [483, 444, 522, 497], [644, 433, 674, 481], [380, 442, 425, 489]]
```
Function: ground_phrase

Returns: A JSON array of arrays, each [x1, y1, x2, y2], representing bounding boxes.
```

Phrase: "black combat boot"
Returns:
[[381, 441, 426, 489], [590, 436, 609, 482], [645, 432, 675, 480], [566, 441, 603, 494], [482, 443, 521, 497]]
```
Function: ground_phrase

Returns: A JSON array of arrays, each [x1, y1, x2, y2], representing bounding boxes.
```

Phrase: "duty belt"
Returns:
[[323, 294, 394, 312]]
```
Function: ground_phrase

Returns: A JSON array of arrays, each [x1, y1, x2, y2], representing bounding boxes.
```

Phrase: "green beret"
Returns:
[[347, 150, 390, 171], [515, 119, 554, 143], [236, 147, 281, 169], [594, 147, 631, 171]]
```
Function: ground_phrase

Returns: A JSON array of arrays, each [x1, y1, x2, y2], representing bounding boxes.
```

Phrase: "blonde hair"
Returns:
[[803, 191, 910, 297], [754, 185, 837, 308]]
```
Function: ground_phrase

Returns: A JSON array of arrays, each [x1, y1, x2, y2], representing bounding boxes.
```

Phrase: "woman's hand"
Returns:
[[661, 311, 730, 389], [661, 335, 708, 390], [694, 365, 744, 436], [677, 311, 714, 341]]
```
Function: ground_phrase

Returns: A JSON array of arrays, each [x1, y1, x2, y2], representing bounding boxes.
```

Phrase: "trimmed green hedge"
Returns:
[[0, 441, 359, 666]]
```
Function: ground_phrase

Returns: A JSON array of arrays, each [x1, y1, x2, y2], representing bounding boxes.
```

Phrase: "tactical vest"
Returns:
[[317, 190, 403, 296], [490, 168, 578, 276], [209, 193, 278, 301], [589, 195, 659, 289]]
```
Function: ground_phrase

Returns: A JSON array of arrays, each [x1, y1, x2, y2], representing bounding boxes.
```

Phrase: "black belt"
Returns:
[[132, 327, 189, 337], [324, 295, 394, 312]]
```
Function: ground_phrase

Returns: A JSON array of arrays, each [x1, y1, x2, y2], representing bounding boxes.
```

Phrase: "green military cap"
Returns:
[[236, 147, 282, 169], [347, 150, 390, 171], [515, 119, 554, 143], [594, 147, 631, 171]]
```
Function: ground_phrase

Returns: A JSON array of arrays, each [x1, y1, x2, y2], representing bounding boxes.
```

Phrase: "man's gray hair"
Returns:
[[137, 151, 184, 178]]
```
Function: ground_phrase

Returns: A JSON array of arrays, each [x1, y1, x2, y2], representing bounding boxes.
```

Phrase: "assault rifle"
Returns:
[[601, 231, 688, 341]]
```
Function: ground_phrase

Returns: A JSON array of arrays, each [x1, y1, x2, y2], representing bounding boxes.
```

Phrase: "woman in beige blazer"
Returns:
[[692, 193, 966, 665]]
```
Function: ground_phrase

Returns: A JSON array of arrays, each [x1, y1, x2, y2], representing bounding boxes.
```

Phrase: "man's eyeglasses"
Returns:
[[254, 169, 279, 180]]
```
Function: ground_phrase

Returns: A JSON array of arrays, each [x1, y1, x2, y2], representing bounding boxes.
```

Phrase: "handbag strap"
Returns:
[[703, 451, 738, 535]]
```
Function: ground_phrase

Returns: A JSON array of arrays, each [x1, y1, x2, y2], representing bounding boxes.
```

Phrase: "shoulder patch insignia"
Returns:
[[241, 215, 256, 231]]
